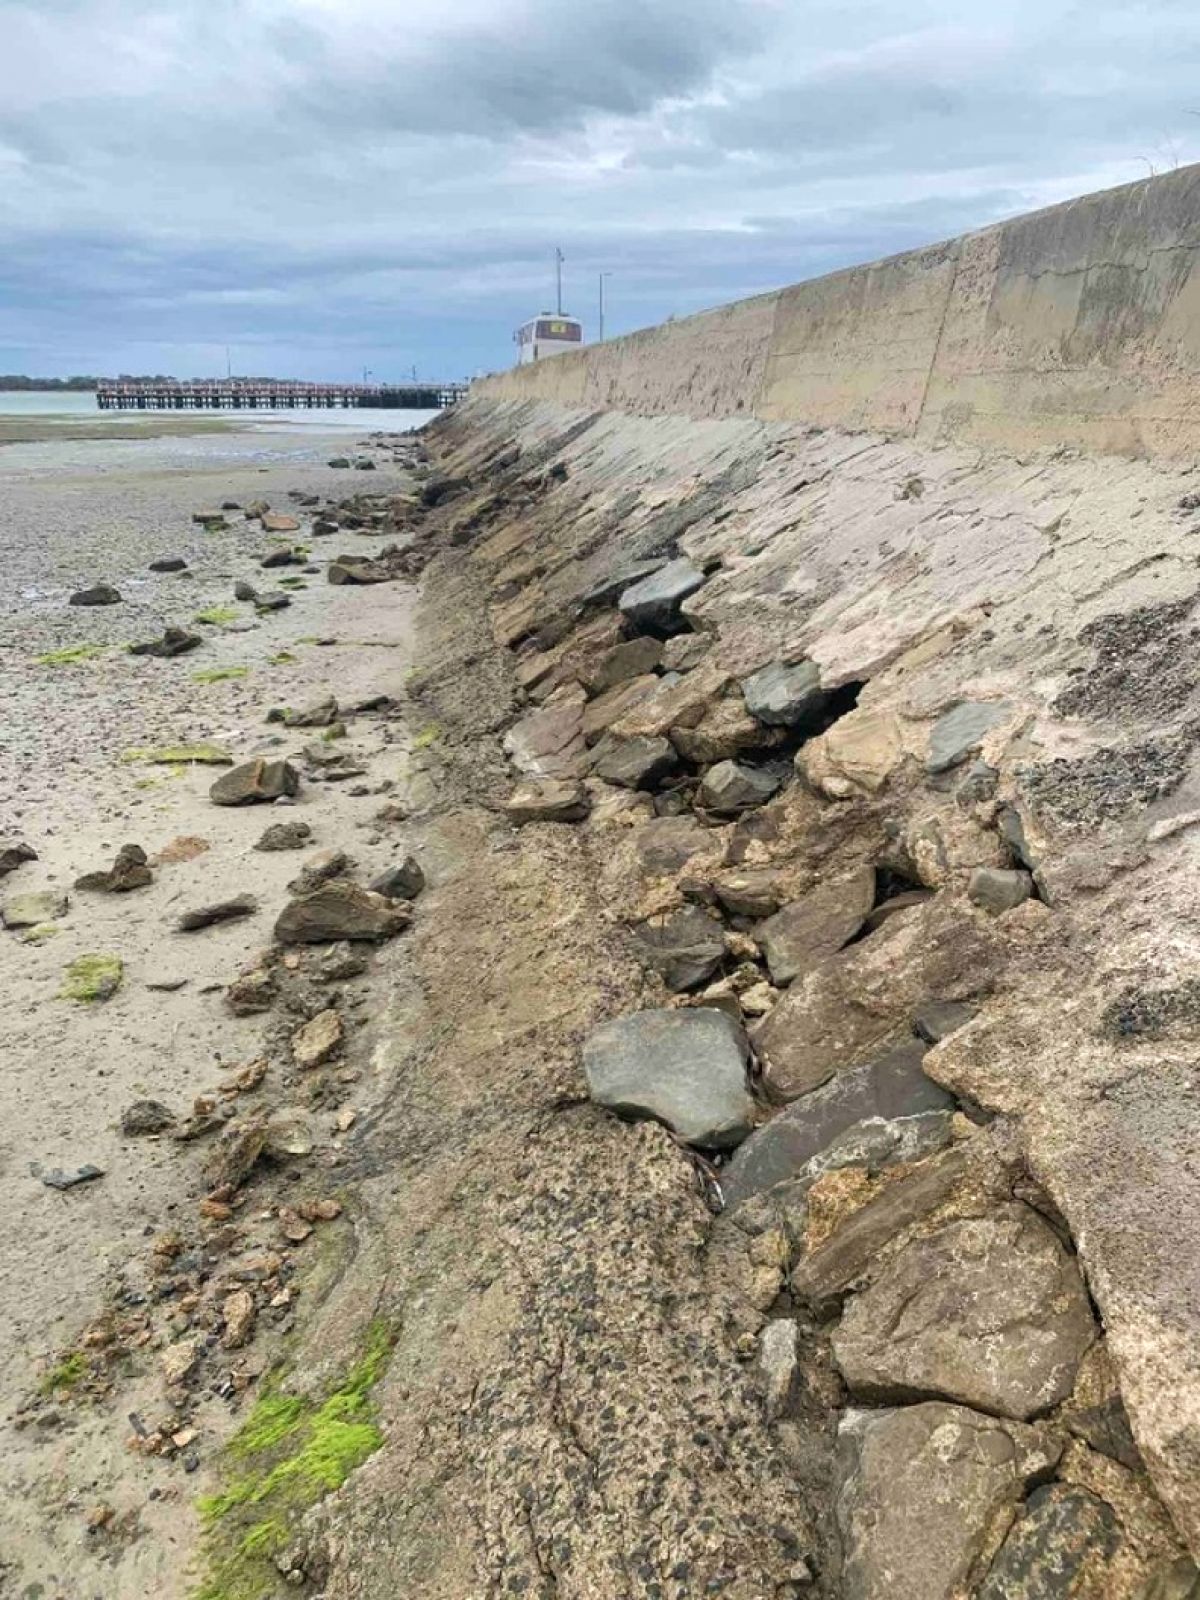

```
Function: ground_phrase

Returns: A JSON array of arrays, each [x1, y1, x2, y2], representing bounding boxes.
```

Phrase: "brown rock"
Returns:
[[670, 699, 786, 764], [0, 838, 37, 877], [221, 1289, 256, 1349], [260, 512, 300, 533], [505, 779, 591, 823], [758, 867, 876, 986], [203, 1118, 267, 1192], [209, 759, 300, 806], [581, 636, 663, 695], [581, 675, 660, 744], [835, 1402, 1061, 1600], [177, 893, 257, 931], [328, 555, 388, 585], [274, 881, 410, 944], [503, 690, 587, 779], [278, 1206, 314, 1243], [160, 1338, 201, 1386], [226, 966, 276, 1015], [75, 843, 153, 893], [292, 1008, 344, 1069]]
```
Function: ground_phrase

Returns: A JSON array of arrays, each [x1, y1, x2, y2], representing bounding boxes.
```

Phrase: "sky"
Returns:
[[2, 0, 1200, 382]]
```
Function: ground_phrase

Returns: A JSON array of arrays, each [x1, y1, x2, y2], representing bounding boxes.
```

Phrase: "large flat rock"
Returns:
[[832, 1204, 1097, 1421], [582, 1007, 755, 1149]]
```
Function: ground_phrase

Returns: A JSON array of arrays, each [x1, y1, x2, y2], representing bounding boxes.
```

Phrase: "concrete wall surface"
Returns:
[[477, 165, 1200, 458]]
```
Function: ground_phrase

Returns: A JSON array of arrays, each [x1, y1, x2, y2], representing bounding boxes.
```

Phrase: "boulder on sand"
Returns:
[[75, 843, 153, 893], [2, 889, 67, 928], [0, 839, 37, 878], [369, 855, 425, 900], [274, 881, 410, 944], [129, 626, 202, 658], [69, 583, 121, 607], [582, 1006, 755, 1148], [177, 893, 258, 931], [328, 555, 388, 585], [148, 556, 188, 573], [209, 759, 299, 806]]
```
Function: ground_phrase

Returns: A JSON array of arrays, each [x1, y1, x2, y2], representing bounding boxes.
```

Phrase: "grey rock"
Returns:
[[722, 1037, 953, 1206], [192, 507, 227, 524], [287, 848, 355, 896], [2, 889, 67, 928], [581, 636, 663, 695], [581, 675, 660, 744], [581, 559, 667, 610], [835, 1403, 1061, 1600], [269, 695, 339, 729], [39, 1163, 105, 1190], [969, 866, 1034, 914], [68, 583, 121, 606], [698, 760, 782, 814], [254, 820, 313, 852], [832, 1205, 1096, 1420], [633, 906, 726, 991], [861, 888, 933, 934], [505, 779, 591, 824], [741, 659, 828, 727], [121, 1100, 177, 1136], [328, 555, 388, 585], [260, 546, 302, 569], [274, 881, 410, 944], [369, 855, 425, 901], [590, 734, 678, 790], [956, 759, 999, 806], [328, 456, 351, 468], [979, 1484, 1119, 1600], [210, 758, 300, 806], [0, 838, 37, 878], [618, 557, 706, 632], [203, 1117, 267, 1191], [914, 999, 977, 1043], [234, 579, 259, 602], [255, 590, 292, 611], [582, 1006, 755, 1149], [759, 868, 876, 986], [129, 626, 202, 658], [927, 701, 1010, 774], [177, 893, 258, 932], [149, 556, 187, 573], [145, 973, 188, 992], [758, 1319, 798, 1420]]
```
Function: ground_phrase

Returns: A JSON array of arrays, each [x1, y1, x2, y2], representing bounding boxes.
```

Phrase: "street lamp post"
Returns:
[[599, 271, 612, 342]]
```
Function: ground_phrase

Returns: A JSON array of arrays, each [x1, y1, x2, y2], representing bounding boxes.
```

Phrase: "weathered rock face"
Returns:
[[742, 659, 827, 726], [582, 1007, 755, 1148], [835, 1403, 1061, 1600], [503, 691, 587, 779], [590, 733, 677, 790], [209, 758, 300, 806], [670, 697, 784, 763], [721, 1037, 953, 1207], [801, 708, 905, 798], [581, 636, 663, 694], [832, 1205, 1097, 1420], [758, 867, 876, 986], [969, 866, 1034, 914], [274, 881, 410, 944], [927, 700, 1011, 774], [581, 675, 659, 744], [632, 906, 726, 991]]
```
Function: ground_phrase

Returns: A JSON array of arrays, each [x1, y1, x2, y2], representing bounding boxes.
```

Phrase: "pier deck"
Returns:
[[95, 379, 468, 411]]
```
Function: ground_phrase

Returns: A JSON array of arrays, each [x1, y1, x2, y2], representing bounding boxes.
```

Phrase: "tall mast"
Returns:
[[555, 247, 564, 315]]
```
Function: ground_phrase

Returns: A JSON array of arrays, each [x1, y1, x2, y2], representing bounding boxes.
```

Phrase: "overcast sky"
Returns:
[[3, 0, 1199, 381]]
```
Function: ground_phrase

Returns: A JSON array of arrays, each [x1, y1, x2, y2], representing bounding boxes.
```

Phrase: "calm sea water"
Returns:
[[0, 390, 439, 433]]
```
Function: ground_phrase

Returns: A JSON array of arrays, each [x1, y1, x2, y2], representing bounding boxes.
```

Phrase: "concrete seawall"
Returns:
[[478, 164, 1200, 458]]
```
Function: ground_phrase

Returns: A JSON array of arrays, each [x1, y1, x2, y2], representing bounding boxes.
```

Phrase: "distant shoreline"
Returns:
[[0, 414, 236, 444]]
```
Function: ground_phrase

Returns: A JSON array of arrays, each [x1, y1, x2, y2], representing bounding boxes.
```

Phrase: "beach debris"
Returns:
[[69, 583, 121, 606], [75, 843, 153, 893], [177, 893, 258, 931], [129, 626, 202, 658], [209, 758, 299, 806], [60, 952, 123, 1001]]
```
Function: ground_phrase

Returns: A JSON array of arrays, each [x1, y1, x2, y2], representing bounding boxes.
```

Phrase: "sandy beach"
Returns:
[[0, 417, 430, 1596]]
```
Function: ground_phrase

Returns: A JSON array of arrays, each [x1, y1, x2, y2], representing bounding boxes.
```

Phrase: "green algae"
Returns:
[[60, 952, 123, 1002], [120, 742, 233, 766], [193, 1320, 393, 1600], [412, 722, 442, 749], [267, 651, 297, 666], [38, 1349, 88, 1395], [36, 643, 107, 666], [195, 606, 240, 626], [192, 667, 249, 684]]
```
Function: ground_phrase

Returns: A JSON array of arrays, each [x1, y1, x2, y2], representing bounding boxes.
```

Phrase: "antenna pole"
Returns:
[[555, 247, 564, 315]]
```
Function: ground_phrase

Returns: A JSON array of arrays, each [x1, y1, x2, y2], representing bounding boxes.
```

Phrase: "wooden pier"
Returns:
[[95, 379, 468, 412]]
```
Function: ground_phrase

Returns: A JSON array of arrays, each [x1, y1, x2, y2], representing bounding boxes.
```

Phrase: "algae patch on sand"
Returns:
[[193, 667, 249, 685], [121, 743, 233, 766], [60, 952, 123, 1002], [194, 1320, 393, 1600], [36, 644, 107, 667], [195, 606, 241, 626]]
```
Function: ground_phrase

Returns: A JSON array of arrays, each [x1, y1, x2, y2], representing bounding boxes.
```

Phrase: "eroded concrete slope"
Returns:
[[293, 394, 1200, 1598]]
